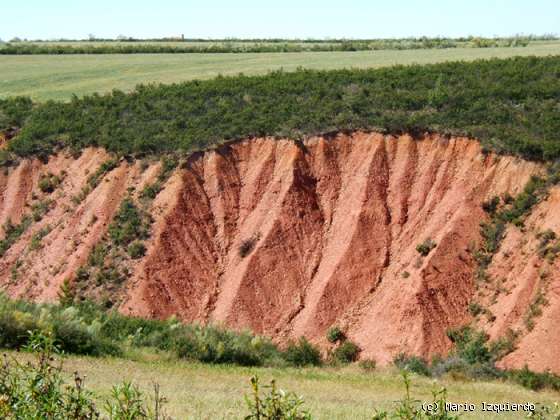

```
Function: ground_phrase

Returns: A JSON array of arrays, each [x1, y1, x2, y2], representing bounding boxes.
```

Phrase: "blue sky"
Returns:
[[2, 0, 559, 40]]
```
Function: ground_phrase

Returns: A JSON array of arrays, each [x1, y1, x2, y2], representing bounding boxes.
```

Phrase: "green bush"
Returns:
[[506, 365, 560, 392], [393, 354, 432, 376], [446, 326, 492, 364], [38, 173, 61, 193], [373, 372, 460, 419], [326, 326, 345, 343], [245, 376, 311, 420], [0, 216, 32, 256], [482, 196, 500, 214], [332, 341, 360, 364], [127, 241, 146, 259], [0, 331, 168, 419], [109, 198, 149, 246], [172, 325, 279, 366], [416, 238, 437, 256], [282, 337, 322, 367]]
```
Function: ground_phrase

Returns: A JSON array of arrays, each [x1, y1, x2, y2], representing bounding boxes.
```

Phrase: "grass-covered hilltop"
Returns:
[[1, 55, 559, 162]]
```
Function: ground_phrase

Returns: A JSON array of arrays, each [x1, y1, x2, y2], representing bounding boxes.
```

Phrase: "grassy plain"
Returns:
[[7, 350, 558, 419], [0, 42, 559, 101]]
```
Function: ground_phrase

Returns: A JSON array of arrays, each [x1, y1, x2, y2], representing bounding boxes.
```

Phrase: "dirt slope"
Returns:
[[1, 133, 558, 372]]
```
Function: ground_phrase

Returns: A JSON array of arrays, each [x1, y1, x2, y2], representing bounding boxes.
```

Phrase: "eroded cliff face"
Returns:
[[0, 133, 558, 372]]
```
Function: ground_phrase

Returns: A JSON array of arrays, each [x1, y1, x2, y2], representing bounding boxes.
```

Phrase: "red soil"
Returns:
[[1, 133, 558, 372]]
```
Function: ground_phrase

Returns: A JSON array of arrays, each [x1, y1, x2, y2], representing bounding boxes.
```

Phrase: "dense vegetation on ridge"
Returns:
[[1, 55, 559, 161]]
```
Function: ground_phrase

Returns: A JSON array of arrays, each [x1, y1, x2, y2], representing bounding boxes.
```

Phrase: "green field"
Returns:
[[1, 42, 559, 101], [7, 350, 559, 419]]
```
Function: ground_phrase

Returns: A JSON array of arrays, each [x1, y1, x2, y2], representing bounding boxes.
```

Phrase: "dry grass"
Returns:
[[6, 349, 558, 419]]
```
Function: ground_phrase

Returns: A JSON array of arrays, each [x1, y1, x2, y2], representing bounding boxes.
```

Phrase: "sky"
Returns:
[[2, 0, 559, 41]]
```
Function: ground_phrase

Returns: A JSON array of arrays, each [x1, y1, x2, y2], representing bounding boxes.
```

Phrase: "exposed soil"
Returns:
[[1, 133, 558, 372]]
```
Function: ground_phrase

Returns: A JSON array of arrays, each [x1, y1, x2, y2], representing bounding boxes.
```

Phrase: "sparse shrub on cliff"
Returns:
[[482, 196, 500, 214], [109, 198, 149, 246], [416, 238, 436, 257], [536, 229, 560, 260], [468, 302, 484, 317], [326, 326, 345, 343], [524, 288, 548, 331], [128, 241, 147, 259], [0, 216, 32, 257], [87, 158, 118, 189], [28, 225, 51, 251], [38, 172, 61, 193], [239, 234, 261, 258], [140, 156, 178, 201]]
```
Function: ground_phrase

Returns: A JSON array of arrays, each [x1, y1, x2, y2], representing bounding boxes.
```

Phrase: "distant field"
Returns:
[[7, 351, 556, 419], [1, 42, 559, 101]]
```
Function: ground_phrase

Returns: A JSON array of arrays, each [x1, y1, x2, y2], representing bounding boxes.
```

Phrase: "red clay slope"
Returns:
[[2, 132, 559, 372], [121, 133, 544, 367]]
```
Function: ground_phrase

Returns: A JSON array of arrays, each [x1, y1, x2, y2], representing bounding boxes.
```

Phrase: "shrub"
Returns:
[[88, 243, 108, 267], [38, 173, 61, 193], [0, 331, 168, 419], [506, 365, 560, 392], [373, 372, 459, 420], [0, 216, 32, 256], [128, 241, 147, 259], [245, 376, 311, 420], [446, 326, 492, 364], [332, 341, 360, 364], [109, 198, 149, 246], [482, 196, 500, 214], [239, 234, 260, 258], [393, 353, 431, 376], [28, 225, 51, 251], [31, 199, 52, 221], [416, 238, 436, 257], [326, 326, 345, 343], [173, 325, 281, 366], [282, 337, 322, 367], [358, 359, 376, 372], [468, 302, 484, 317]]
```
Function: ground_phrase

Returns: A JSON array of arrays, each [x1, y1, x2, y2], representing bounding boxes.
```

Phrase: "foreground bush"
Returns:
[[373, 372, 459, 420], [245, 376, 311, 420], [0, 332, 169, 419]]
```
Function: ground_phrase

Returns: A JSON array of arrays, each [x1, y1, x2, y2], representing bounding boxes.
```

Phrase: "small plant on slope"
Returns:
[[416, 238, 436, 257]]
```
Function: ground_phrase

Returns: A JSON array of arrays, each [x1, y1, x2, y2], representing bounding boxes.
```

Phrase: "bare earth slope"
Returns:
[[1, 133, 558, 372]]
